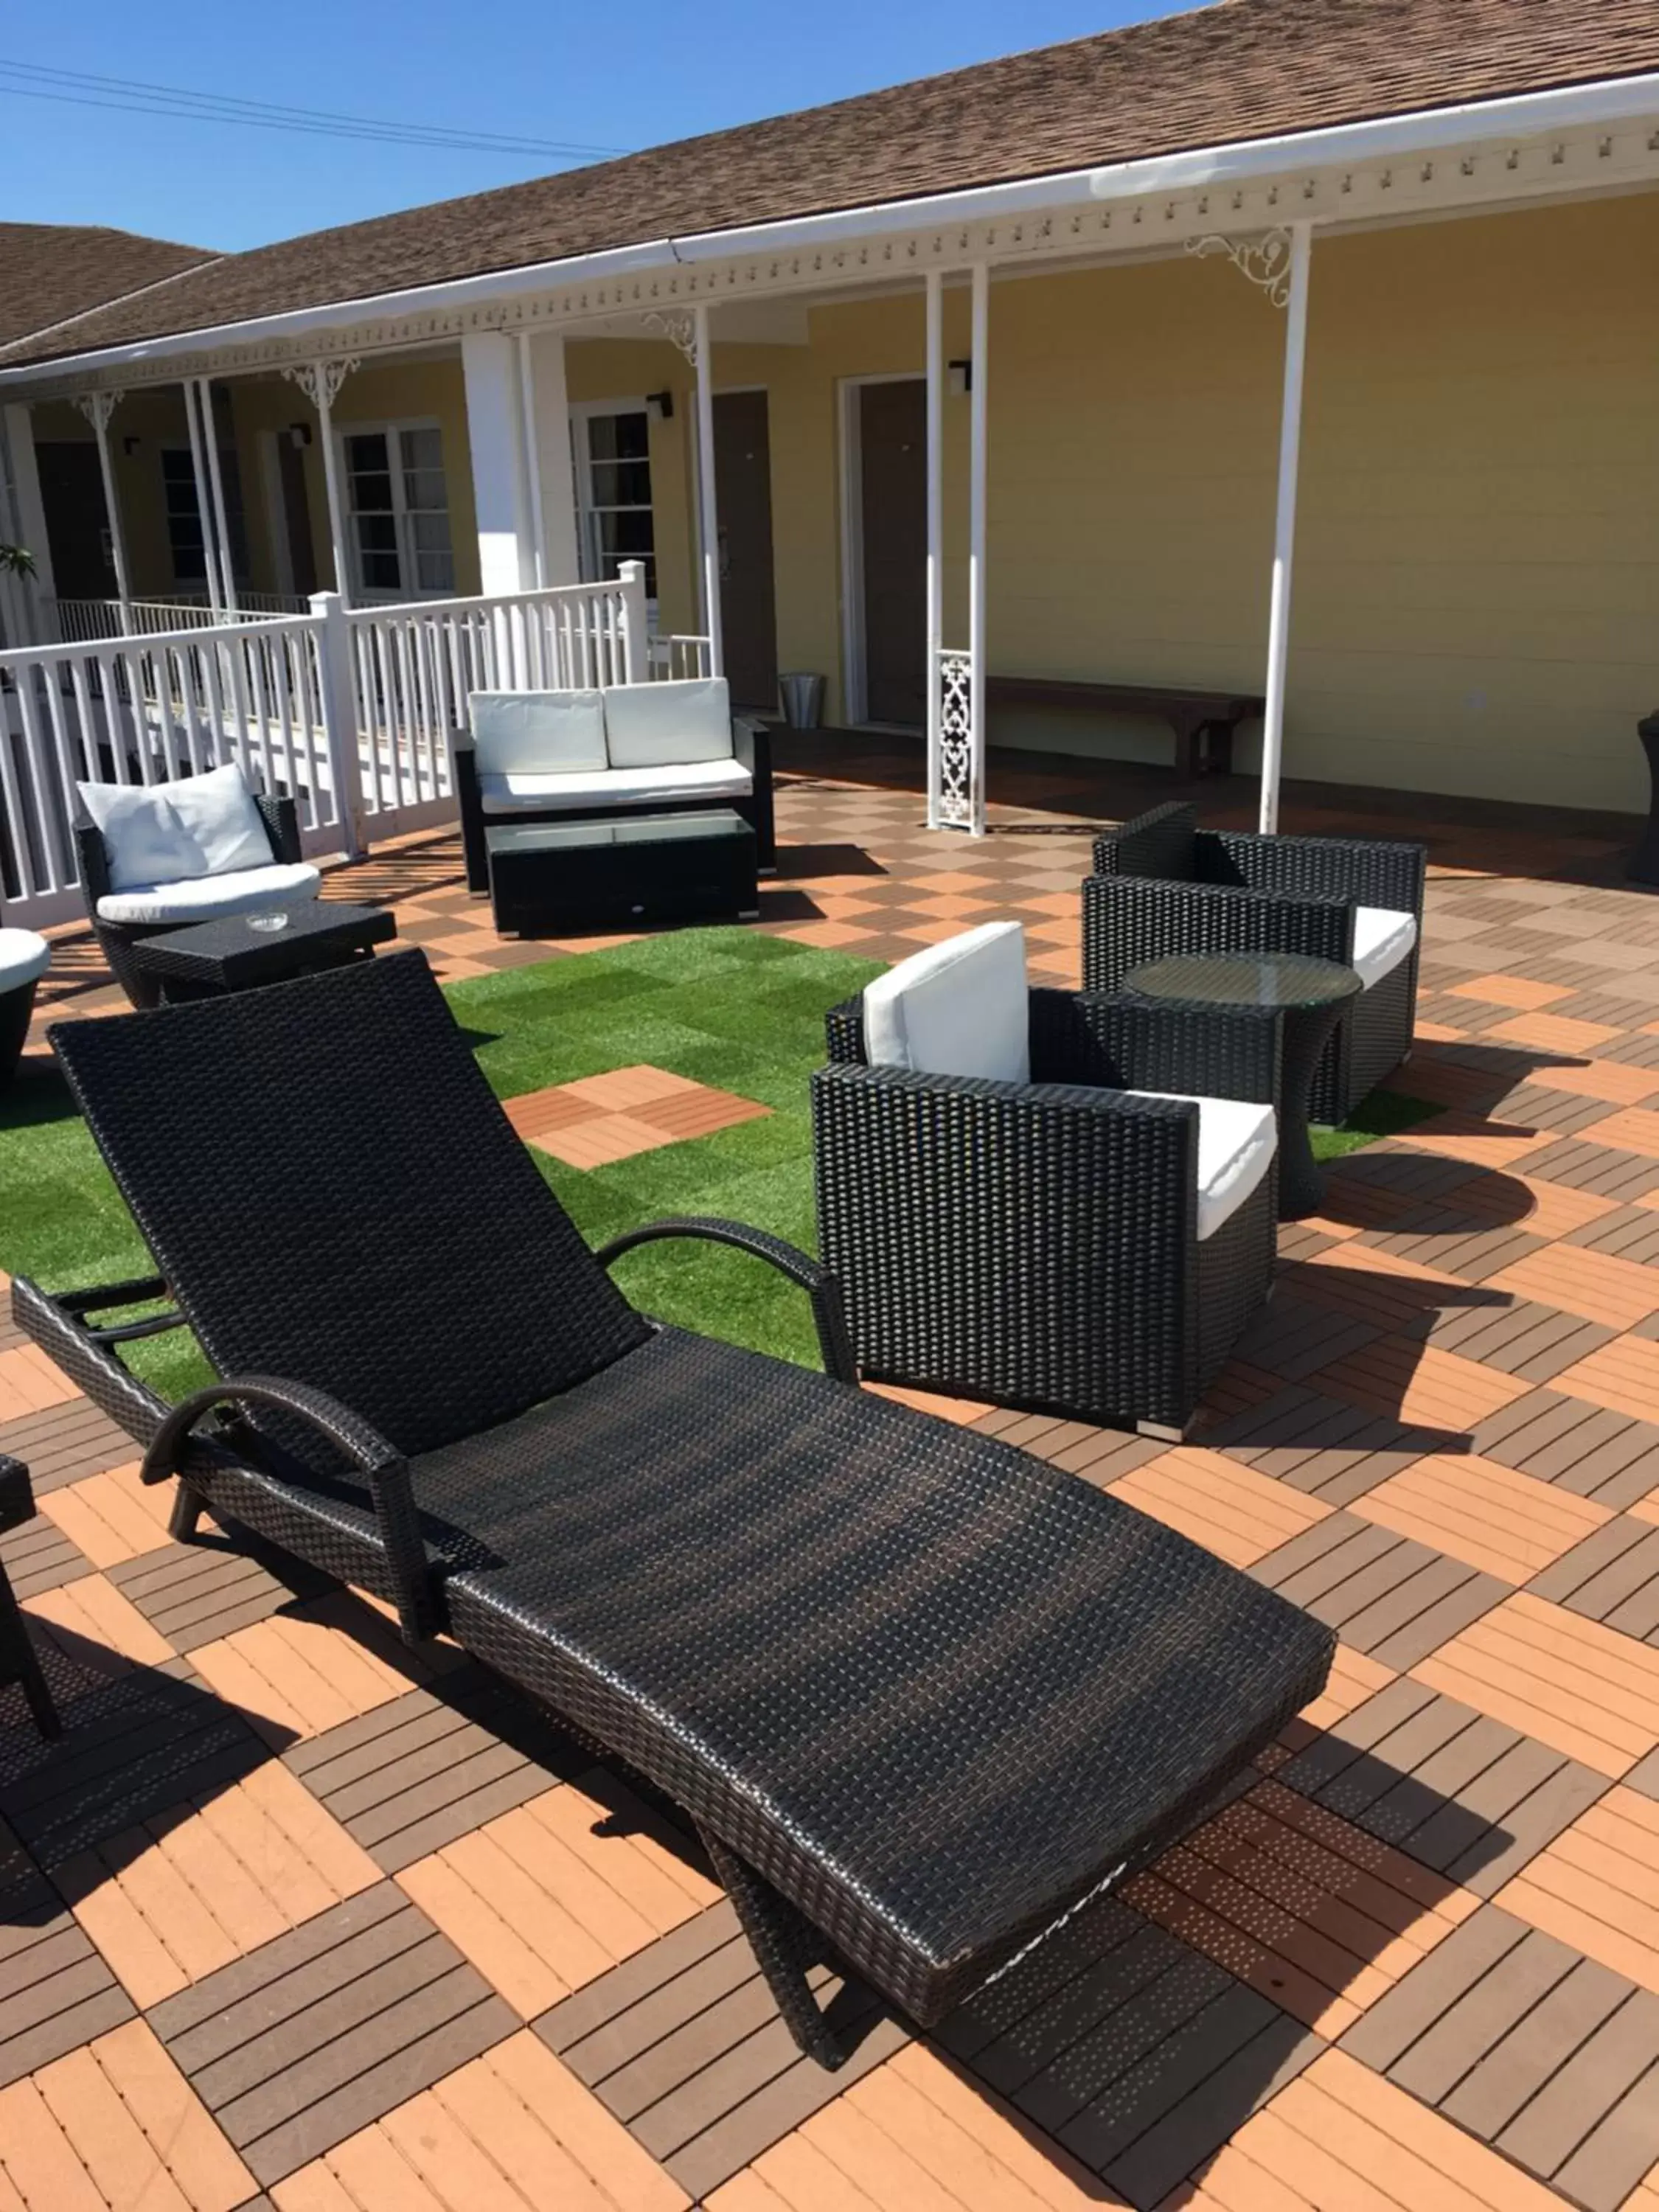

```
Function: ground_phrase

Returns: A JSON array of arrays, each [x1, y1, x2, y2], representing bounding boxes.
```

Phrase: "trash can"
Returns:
[[779, 671, 826, 731]]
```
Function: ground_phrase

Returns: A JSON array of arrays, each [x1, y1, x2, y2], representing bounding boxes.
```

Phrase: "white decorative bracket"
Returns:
[[281, 357, 361, 410], [1184, 227, 1295, 307], [933, 647, 978, 830], [72, 389, 124, 431], [641, 309, 698, 366]]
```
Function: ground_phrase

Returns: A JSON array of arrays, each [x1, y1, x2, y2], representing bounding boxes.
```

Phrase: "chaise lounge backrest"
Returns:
[[49, 953, 650, 1459]]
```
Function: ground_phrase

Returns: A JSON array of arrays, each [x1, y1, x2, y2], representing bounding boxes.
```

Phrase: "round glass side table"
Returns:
[[1123, 950, 1363, 1220]]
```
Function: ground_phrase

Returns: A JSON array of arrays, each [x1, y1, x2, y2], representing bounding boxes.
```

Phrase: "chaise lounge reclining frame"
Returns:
[[15, 952, 1331, 2064]]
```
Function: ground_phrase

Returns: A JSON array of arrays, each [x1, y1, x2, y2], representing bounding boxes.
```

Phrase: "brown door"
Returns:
[[713, 390, 778, 713], [858, 380, 926, 726], [277, 435, 319, 597], [35, 443, 116, 598]]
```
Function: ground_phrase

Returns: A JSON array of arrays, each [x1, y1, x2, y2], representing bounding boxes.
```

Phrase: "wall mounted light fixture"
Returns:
[[288, 422, 312, 448], [646, 390, 675, 422], [947, 359, 973, 396]]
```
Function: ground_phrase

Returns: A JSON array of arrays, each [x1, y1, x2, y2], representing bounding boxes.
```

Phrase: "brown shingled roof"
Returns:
[[0, 222, 215, 350], [6, 0, 1658, 369]]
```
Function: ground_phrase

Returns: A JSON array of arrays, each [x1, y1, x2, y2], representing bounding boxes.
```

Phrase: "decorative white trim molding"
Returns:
[[71, 389, 124, 429], [281, 357, 361, 409], [1184, 226, 1298, 306], [640, 309, 698, 365]]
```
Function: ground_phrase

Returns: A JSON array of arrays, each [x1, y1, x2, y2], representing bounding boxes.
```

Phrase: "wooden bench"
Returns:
[[986, 676, 1262, 778]]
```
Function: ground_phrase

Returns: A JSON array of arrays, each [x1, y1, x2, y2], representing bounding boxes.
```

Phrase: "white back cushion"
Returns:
[[863, 921, 1031, 1084], [603, 678, 734, 769], [78, 763, 270, 891], [1351, 906, 1418, 990], [470, 691, 608, 778]]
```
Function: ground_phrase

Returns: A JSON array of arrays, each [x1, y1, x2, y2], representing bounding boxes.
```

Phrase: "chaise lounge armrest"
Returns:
[[143, 1374, 437, 1643], [1197, 828, 1426, 915], [597, 1214, 857, 1382]]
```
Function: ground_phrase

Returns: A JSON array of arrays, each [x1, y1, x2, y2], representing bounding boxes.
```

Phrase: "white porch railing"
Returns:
[[0, 563, 653, 928], [650, 633, 714, 681], [40, 591, 312, 642]]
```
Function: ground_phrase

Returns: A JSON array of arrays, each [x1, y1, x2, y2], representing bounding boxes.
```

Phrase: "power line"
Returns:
[[0, 58, 628, 160]]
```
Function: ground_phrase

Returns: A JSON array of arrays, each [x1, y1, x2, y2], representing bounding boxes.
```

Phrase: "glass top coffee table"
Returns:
[[484, 809, 759, 937], [1124, 951, 1363, 1220]]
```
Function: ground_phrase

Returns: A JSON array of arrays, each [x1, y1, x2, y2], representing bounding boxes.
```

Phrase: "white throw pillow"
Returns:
[[470, 691, 607, 778], [863, 921, 1031, 1083], [78, 763, 271, 892], [602, 678, 734, 770]]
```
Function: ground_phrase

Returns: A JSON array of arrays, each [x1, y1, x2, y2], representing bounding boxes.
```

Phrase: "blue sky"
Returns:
[[5, 1, 1186, 251]]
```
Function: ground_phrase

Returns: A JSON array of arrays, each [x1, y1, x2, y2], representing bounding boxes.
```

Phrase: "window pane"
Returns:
[[597, 509, 654, 559], [400, 426, 443, 472], [415, 546, 455, 592], [356, 514, 399, 554], [345, 432, 389, 473], [401, 468, 448, 513], [361, 548, 402, 590], [590, 459, 652, 507]]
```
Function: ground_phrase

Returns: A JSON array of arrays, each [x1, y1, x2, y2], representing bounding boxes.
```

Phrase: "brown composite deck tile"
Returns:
[[1553, 1335, 1659, 1427], [145, 1881, 517, 2187], [1326, 1142, 1492, 1204], [1526, 1058, 1659, 1107], [1252, 1512, 1509, 1671], [1473, 1389, 1659, 1509], [1200, 1384, 1455, 1505], [0, 1815, 135, 2087], [1340, 1905, 1659, 2212], [1564, 1203, 1659, 1263], [282, 1669, 588, 1874], [0, 1511, 92, 1602], [1528, 1518, 1659, 1644], [104, 1539, 333, 1656], [1425, 1298, 1614, 1385], [1280, 1676, 1608, 1899], [0, 1396, 147, 1495], [536, 1899, 906, 2203], [1520, 1136, 1659, 1200], [1225, 1290, 1381, 1384], [1308, 1332, 1533, 1433]]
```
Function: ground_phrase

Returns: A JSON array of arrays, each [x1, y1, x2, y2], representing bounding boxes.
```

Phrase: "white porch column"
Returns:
[[967, 259, 990, 838], [692, 303, 723, 680], [924, 269, 945, 830], [1259, 220, 1313, 835], [182, 379, 222, 619], [280, 358, 360, 607], [198, 380, 239, 616], [461, 330, 538, 597], [72, 391, 132, 630], [523, 330, 580, 587], [1, 405, 52, 602]]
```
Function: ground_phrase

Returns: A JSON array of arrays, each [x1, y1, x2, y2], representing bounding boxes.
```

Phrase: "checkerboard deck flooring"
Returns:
[[10, 737, 1659, 2206]]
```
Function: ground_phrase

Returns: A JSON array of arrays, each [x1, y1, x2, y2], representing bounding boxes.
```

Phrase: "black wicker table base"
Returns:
[[1126, 951, 1363, 1220]]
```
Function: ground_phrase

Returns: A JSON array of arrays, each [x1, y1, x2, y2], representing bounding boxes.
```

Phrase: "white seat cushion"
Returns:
[[1125, 1091, 1277, 1240], [470, 691, 607, 777], [97, 862, 320, 928], [477, 758, 752, 813], [602, 678, 734, 770], [78, 763, 272, 891], [863, 922, 1030, 1084], [1351, 906, 1418, 990], [0, 928, 49, 994]]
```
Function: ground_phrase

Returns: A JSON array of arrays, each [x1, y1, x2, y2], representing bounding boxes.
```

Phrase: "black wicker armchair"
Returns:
[[0, 930, 49, 1090], [18, 950, 1330, 2064], [815, 979, 1284, 1436], [77, 789, 311, 1009], [1083, 801, 1426, 1123]]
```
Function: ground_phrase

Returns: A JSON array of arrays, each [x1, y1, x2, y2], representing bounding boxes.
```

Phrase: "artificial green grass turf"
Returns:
[[0, 929, 882, 1401], [0, 926, 1443, 1402]]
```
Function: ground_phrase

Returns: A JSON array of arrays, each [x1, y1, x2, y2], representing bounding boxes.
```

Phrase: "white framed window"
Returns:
[[336, 419, 455, 599], [571, 400, 655, 599], [161, 444, 249, 591]]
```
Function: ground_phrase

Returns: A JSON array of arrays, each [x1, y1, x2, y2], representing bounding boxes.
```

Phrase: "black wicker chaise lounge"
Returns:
[[16, 952, 1332, 2063]]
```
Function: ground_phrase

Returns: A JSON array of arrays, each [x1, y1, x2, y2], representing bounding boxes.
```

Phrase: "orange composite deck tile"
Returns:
[[1171, 2048, 1568, 2212], [1107, 1447, 1331, 1570], [0, 1343, 80, 1422], [1351, 1452, 1610, 1583], [1495, 1788, 1659, 1996], [1507, 1175, 1621, 1239], [0, 2020, 254, 2212], [1384, 1110, 1548, 1175], [1292, 1644, 1398, 1737], [37, 1461, 172, 1570], [1554, 1334, 1659, 1425], [1310, 1338, 1531, 1430], [1525, 1057, 1659, 1106], [1124, 1778, 1476, 2041], [1487, 1010, 1624, 1057], [1488, 1242, 1659, 1331], [1413, 1590, 1659, 1776], [55, 1764, 379, 2008], [1444, 974, 1574, 1012], [187, 1598, 433, 1745], [271, 2032, 689, 2212], [24, 1572, 173, 1669], [397, 1780, 720, 2017], [1576, 1105, 1659, 1161]]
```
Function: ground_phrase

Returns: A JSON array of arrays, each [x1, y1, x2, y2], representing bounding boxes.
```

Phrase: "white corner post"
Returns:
[[308, 589, 366, 860], [182, 378, 223, 619], [967, 258, 990, 838], [72, 390, 132, 630], [524, 331, 580, 588], [924, 268, 945, 830], [692, 303, 724, 681], [280, 358, 358, 607], [461, 331, 539, 599], [1259, 220, 1314, 835], [514, 332, 548, 589], [617, 558, 650, 684], [196, 379, 239, 616]]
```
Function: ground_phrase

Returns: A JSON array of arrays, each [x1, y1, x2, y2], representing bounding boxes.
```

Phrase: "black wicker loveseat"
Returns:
[[1084, 801, 1426, 1123], [16, 951, 1332, 2062]]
